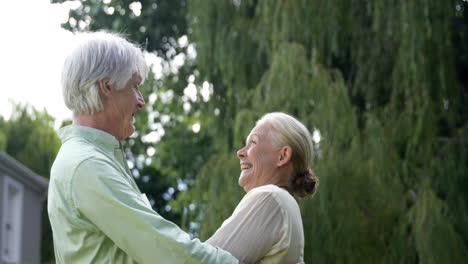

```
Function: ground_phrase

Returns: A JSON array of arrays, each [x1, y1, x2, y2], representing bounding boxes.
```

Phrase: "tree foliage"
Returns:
[[186, 0, 468, 263], [52, 0, 187, 60], [3, 104, 61, 178]]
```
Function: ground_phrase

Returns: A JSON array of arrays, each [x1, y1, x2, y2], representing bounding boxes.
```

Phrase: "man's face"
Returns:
[[105, 73, 145, 139]]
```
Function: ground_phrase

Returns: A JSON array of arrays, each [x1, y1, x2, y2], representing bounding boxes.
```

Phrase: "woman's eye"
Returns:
[[250, 140, 257, 145]]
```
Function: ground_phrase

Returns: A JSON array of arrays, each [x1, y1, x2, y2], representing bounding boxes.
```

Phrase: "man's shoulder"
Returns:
[[51, 138, 110, 178]]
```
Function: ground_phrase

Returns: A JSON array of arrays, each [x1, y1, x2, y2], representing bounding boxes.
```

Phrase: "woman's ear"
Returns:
[[98, 79, 111, 96], [277, 146, 292, 167]]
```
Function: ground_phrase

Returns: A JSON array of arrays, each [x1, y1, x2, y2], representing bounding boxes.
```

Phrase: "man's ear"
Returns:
[[98, 79, 111, 96], [277, 146, 292, 167]]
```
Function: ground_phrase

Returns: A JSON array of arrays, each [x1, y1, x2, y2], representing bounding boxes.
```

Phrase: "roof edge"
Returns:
[[0, 151, 49, 196]]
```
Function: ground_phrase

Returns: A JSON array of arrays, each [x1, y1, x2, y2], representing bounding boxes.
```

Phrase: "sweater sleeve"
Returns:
[[206, 190, 287, 264]]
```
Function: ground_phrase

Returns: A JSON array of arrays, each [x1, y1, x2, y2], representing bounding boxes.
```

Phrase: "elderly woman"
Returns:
[[206, 112, 319, 264]]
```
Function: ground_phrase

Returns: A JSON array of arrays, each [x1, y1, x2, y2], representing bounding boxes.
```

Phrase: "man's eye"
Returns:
[[251, 140, 257, 145]]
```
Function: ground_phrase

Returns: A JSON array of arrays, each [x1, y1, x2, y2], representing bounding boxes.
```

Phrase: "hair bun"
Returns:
[[289, 168, 319, 198]]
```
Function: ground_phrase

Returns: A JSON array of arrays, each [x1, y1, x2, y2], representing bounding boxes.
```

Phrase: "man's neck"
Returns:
[[73, 112, 117, 139]]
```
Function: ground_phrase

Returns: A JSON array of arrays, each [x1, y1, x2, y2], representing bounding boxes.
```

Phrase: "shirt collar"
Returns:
[[58, 125, 120, 151]]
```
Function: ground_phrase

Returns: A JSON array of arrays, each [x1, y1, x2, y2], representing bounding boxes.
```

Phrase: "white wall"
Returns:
[[1, 175, 23, 263]]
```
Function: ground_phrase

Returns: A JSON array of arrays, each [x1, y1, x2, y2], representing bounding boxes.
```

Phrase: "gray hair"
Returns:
[[62, 31, 148, 114], [257, 112, 319, 197]]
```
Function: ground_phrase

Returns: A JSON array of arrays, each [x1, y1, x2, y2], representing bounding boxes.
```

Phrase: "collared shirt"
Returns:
[[47, 125, 237, 264], [206, 185, 304, 264]]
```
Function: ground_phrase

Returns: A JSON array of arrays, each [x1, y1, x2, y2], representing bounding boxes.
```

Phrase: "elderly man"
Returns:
[[47, 31, 239, 263]]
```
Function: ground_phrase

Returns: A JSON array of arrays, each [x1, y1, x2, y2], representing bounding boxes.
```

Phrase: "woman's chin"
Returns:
[[238, 172, 250, 187]]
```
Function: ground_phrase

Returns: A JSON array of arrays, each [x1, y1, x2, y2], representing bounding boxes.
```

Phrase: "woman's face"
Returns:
[[237, 122, 280, 192]]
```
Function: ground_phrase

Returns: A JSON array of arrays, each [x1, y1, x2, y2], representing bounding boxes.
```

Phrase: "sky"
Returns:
[[0, 0, 79, 124]]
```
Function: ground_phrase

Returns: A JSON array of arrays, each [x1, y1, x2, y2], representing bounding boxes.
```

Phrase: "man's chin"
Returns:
[[127, 128, 136, 138], [119, 126, 135, 140]]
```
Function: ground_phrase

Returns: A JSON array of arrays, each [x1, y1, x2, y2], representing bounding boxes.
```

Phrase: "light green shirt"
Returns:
[[48, 125, 238, 264]]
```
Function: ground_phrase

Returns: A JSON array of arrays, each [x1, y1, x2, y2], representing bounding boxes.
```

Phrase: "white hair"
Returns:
[[257, 112, 314, 172], [257, 112, 318, 197], [62, 31, 148, 114]]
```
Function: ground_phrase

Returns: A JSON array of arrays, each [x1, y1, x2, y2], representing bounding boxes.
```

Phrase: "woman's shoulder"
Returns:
[[250, 184, 290, 196], [249, 185, 297, 207]]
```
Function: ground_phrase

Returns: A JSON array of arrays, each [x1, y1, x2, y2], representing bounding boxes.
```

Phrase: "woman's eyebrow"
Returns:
[[246, 133, 259, 144], [245, 136, 250, 145]]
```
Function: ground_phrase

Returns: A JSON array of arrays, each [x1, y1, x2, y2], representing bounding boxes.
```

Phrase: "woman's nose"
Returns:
[[237, 147, 246, 159]]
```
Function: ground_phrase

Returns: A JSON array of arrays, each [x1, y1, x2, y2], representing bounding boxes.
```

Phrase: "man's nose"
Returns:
[[137, 92, 145, 109]]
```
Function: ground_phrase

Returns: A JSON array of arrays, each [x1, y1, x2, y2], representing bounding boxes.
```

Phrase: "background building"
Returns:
[[0, 151, 48, 264]]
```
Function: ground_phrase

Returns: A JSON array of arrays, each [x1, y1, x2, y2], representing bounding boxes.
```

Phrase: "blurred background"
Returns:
[[0, 0, 467, 263]]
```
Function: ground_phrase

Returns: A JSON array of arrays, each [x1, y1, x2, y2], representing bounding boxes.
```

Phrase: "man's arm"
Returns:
[[72, 157, 238, 264]]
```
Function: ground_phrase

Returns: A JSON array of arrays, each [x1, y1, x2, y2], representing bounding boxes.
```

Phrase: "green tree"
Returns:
[[52, 0, 187, 59], [6, 105, 61, 177], [186, 0, 468, 263], [0, 116, 7, 151]]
